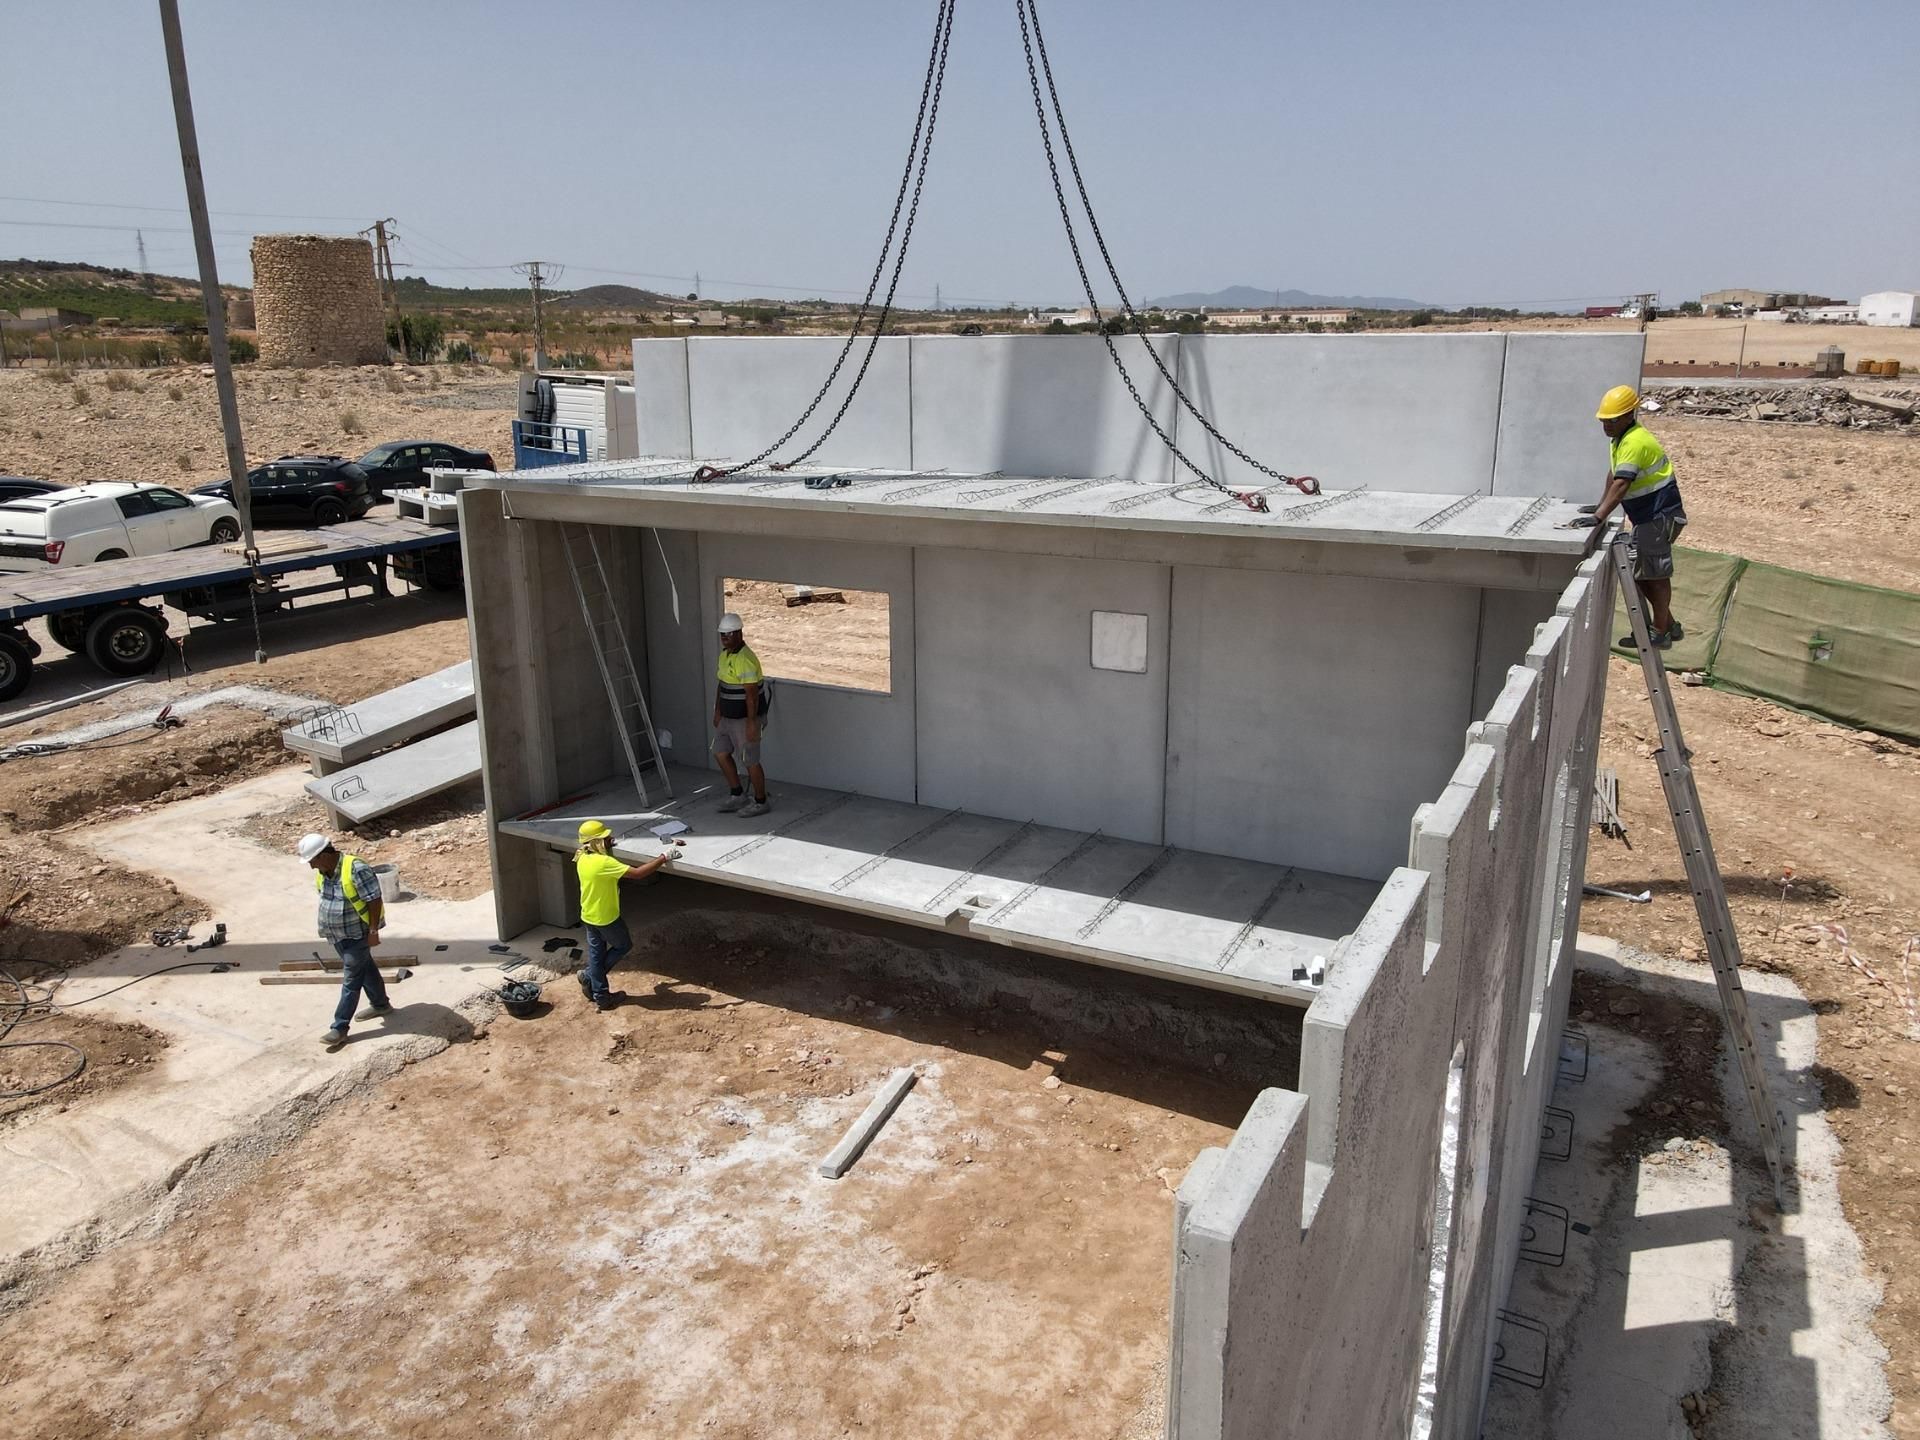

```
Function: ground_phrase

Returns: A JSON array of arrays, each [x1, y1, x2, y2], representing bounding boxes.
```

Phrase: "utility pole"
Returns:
[[513, 260, 558, 369], [136, 229, 155, 294], [369, 218, 402, 359], [157, 0, 256, 570]]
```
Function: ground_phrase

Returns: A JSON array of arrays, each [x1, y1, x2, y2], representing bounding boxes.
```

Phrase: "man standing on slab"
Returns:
[[712, 610, 771, 816], [1576, 384, 1688, 648]]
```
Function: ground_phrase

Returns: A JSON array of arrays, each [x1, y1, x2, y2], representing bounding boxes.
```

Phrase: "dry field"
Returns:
[[0, 361, 1917, 1434]]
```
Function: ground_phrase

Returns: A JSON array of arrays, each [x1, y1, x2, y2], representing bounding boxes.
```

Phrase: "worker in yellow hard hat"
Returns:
[[573, 819, 676, 1011], [1573, 385, 1687, 647]]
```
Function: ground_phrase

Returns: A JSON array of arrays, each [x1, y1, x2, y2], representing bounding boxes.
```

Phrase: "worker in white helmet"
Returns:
[[296, 832, 389, 1050], [712, 611, 771, 816]]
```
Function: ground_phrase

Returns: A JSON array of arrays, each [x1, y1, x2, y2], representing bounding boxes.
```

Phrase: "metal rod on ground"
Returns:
[[818, 1068, 918, 1179], [157, 0, 258, 577]]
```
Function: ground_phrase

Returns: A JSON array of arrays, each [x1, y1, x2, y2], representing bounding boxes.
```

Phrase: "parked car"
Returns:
[[0, 476, 61, 504], [354, 440, 496, 498], [0, 481, 241, 574], [194, 455, 374, 528]]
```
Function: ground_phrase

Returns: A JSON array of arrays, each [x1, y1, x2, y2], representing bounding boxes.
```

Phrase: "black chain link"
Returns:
[[1016, 0, 1317, 508], [695, 0, 956, 482]]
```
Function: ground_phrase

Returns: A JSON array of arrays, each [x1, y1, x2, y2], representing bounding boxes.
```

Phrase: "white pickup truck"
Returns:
[[0, 481, 241, 573]]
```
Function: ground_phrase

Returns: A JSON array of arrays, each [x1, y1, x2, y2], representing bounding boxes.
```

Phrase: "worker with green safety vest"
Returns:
[[297, 831, 390, 1051], [1574, 385, 1688, 647]]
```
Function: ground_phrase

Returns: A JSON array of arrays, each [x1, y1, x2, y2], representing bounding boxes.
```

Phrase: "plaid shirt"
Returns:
[[315, 857, 379, 942]]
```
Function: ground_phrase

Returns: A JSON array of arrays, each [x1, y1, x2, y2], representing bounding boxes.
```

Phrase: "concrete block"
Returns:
[[687, 336, 911, 469], [1491, 332, 1645, 499], [1174, 333, 1507, 495], [907, 333, 1180, 480], [631, 338, 693, 458]]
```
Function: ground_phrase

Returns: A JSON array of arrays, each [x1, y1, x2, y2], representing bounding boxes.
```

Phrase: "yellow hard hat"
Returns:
[[1595, 384, 1640, 420], [578, 819, 612, 843]]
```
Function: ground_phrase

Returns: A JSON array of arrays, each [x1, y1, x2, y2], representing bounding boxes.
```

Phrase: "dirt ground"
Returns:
[[0, 924, 1246, 1440], [1584, 661, 1920, 1434], [0, 364, 515, 486]]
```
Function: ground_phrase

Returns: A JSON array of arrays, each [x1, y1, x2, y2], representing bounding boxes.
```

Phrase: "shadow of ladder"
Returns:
[[1610, 532, 1790, 1205], [560, 522, 672, 807]]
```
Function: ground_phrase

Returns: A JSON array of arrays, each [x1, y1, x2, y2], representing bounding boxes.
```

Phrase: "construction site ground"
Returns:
[[0, 366, 1916, 1436]]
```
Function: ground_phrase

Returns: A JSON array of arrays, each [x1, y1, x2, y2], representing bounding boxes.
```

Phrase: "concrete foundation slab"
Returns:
[[496, 764, 1377, 1006], [302, 718, 480, 825]]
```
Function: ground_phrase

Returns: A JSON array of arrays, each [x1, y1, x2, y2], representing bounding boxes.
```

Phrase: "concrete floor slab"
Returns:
[[497, 765, 1378, 1006], [0, 769, 509, 1272]]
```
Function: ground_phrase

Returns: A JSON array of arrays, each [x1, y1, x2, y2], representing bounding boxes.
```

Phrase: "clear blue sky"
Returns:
[[5, 0, 1916, 309]]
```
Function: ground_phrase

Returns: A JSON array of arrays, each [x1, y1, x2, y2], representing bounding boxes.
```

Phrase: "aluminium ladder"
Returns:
[[1609, 534, 1789, 1204], [559, 523, 672, 807]]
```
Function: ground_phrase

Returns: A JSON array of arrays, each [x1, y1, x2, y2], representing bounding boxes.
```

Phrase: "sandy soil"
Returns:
[[1583, 661, 1920, 1433], [0, 364, 514, 487], [0, 924, 1245, 1440]]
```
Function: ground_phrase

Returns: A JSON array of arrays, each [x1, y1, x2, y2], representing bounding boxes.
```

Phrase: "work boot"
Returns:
[[355, 1004, 394, 1022], [320, 1028, 347, 1049], [740, 797, 770, 818], [718, 791, 746, 813]]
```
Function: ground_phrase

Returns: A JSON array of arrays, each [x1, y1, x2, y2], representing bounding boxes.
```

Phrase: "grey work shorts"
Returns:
[[713, 716, 762, 767], [1628, 510, 1686, 582]]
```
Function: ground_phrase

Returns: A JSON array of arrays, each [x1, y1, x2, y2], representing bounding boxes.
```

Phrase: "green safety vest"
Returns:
[[315, 853, 373, 925], [1609, 423, 1676, 501]]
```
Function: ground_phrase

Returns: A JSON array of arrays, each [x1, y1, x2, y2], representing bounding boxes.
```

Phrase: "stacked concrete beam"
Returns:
[[1168, 552, 1614, 1440], [250, 234, 386, 368]]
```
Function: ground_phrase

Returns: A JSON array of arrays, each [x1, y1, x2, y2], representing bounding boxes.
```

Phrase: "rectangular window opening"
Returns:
[[721, 578, 892, 695]]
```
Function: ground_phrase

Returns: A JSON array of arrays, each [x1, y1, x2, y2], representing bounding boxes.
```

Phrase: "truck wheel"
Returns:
[[209, 518, 241, 544], [85, 607, 168, 676], [48, 610, 90, 653], [0, 631, 31, 701]]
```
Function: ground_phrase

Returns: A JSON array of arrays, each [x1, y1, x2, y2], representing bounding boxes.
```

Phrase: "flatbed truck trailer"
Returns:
[[0, 515, 462, 701]]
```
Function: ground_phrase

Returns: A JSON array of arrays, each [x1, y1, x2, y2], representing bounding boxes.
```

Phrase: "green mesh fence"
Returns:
[[1613, 546, 1920, 741]]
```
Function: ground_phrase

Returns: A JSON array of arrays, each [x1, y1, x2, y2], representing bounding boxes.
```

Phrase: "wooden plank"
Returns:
[[818, 1068, 918, 1179]]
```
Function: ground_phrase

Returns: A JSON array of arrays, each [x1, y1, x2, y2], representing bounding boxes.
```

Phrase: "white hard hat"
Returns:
[[717, 612, 743, 634], [296, 832, 331, 862]]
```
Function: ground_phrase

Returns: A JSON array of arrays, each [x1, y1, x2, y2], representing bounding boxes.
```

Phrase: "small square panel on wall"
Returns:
[[1090, 610, 1149, 673]]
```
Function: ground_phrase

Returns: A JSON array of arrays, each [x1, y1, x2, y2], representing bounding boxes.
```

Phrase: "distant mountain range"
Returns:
[[1147, 284, 1435, 311]]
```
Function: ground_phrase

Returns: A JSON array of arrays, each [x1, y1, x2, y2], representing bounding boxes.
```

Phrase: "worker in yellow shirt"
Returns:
[[573, 819, 675, 1011], [712, 611, 771, 816], [1574, 385, 1688, 647]]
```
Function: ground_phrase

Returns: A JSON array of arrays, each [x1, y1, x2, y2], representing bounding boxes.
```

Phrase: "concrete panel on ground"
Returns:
[[1173, 334, 1507, 495], [1165, 564, 1480, 879], [694, 532, 916, 803], [303, 719, 480, 825], [280, 661, 473, 767], [914, 546, 1169, 843], [630, 338, 693, 458], [907, 334, 1180, 481], [687, 336, 911, 469], [496, 764, 1366, 1005], [1491, 331, 1645, 498]]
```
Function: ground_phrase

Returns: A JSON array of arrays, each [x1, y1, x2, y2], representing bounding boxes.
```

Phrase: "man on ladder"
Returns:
[[1574, 385, 1688, 648], [713, 611, 771, 816]]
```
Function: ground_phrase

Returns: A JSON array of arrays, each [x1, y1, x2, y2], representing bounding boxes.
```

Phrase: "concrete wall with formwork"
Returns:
[[1166, 552, 1613, 1440], [250, 234, 386, 367]]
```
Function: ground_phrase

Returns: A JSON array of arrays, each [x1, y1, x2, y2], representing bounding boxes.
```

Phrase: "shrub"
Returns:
[[105, 370, 134, 391], [166, 384, 185, 402], [340, 408, 365, 435]]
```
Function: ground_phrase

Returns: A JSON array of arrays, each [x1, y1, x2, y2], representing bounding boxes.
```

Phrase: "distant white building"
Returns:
[[1860, 291, 1919, 327]]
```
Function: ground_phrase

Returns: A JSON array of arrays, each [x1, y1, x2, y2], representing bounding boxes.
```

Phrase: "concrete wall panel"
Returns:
[[692, 533, 917, 802], [906, 334, 1179, 481], [915, 546, 1168, 841], [1491, 332, 1646, 498], [630, 338, 692, 458], [1174, 334, 1507, 495], [1166, 565, 1480, 879], [687, 336, 912, 469]]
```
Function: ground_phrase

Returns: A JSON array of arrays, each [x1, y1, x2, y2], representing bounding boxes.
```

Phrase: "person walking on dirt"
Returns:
[[1575, 385, 1688, 647], [712, 611, 771, 816], [573, 819, 676, 1011], [298, 832, 389, 1050]]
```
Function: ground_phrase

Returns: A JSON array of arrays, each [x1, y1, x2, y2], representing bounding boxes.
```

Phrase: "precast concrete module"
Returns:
[[249, 233, 386, 367], [461, 332, 1639, 1439]]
